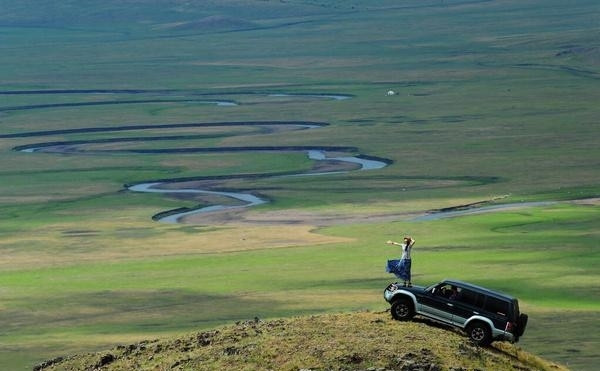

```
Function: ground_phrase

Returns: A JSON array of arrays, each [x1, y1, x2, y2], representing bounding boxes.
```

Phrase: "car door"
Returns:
[[449, 287, 485, 327], [481, 295, 512, 332], [418, 284, 455, 324]]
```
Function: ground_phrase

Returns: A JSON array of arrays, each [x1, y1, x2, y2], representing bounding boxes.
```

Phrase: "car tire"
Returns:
[[466, 321, 492, 346], [517, 313, 528, 337], [390, 298, 414, 321]]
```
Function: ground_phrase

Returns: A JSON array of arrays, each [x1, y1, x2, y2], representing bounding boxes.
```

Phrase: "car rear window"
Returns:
[[484, 296, 509, 317]]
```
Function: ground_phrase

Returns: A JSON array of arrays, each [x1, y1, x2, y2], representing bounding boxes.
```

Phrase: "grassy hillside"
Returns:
[[1, 0, 598, 370], [34, 311, 568, 371]]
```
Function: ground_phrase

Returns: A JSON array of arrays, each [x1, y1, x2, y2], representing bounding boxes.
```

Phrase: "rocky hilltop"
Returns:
[[35, 311, 567, 371]]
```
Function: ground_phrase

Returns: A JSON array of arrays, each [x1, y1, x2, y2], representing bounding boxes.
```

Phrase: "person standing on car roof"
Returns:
[[386, 236, 415, 287]]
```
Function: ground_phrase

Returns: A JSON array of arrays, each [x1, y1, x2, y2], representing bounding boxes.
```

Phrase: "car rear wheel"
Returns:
[[390, 298, 414, 321], [466, 321, 492, 346]]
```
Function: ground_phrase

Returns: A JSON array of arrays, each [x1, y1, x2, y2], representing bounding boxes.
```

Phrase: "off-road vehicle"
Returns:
[[383, 279, 528, 345]]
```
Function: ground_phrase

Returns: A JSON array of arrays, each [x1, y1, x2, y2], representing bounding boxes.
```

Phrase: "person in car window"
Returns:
[[449, 285, 460, 300], [386, 236, 415, 287]]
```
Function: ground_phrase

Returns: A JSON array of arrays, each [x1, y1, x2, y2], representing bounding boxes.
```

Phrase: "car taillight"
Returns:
[[505, 321, 516, 333]]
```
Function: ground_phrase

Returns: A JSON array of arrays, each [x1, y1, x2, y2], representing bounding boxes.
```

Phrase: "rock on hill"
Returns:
[[34, 311, 567, 371]]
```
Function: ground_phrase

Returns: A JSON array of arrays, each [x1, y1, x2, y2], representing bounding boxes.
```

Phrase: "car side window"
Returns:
[[453, 288, 472, 305], [483, 296, 509, 317], [433, 284, 453, 298], [474, 293, 485, 308]]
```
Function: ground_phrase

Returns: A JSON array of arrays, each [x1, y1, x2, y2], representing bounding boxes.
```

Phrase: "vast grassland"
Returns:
[[1, 0, 599, 370]]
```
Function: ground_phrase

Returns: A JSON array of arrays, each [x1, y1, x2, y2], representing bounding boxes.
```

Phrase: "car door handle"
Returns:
[[447, 303, 454, 307]]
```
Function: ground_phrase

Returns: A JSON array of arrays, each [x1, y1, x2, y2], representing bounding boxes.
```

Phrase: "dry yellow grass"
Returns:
[[36, 311, 569, 371], [0, 220, 349, 269]]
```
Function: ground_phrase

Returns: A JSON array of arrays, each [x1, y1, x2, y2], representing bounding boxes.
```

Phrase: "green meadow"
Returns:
[[1, 1, 599, 370]]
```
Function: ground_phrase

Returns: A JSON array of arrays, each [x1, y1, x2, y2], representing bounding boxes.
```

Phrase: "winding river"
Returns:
[[411, 201, 557, 222], [0, 90, 353, 113], [5, 92, 389, 223], [128, 149, 388, 223], [7, 89, 561, 225], [127, 183, 269, 223]]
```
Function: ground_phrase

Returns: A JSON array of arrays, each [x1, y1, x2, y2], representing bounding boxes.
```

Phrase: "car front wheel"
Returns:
[[390, 298, 414, 321], [466, 321, 492, 346]]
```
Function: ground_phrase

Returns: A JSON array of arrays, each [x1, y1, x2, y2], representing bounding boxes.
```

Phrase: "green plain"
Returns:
[[1, 1, 599, 370]]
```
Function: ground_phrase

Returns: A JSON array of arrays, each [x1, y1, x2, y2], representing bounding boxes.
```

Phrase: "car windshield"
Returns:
[[425, 283, 438, 292], [426, 283, 450, 295]]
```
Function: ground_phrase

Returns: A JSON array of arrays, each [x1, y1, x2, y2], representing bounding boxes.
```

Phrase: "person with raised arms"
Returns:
[[386, 236, 416, 287]]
